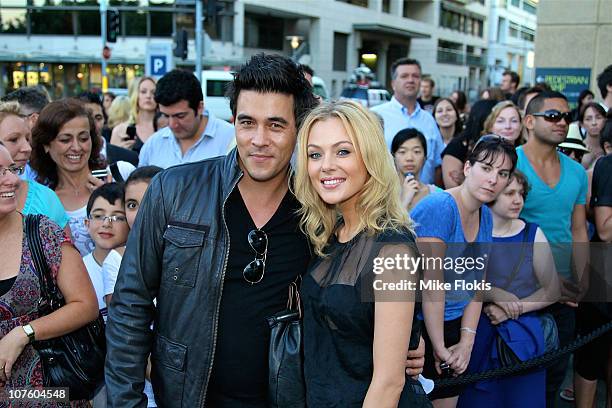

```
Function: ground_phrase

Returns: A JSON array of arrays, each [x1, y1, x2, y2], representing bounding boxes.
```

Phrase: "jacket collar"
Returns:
[[222, 147, 243, 199]]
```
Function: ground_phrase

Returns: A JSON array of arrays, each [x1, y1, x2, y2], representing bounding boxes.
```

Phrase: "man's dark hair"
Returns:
[[517, 85, 548, 110], [86, 182, 125, 217], [503, 70, 520, 87], [77, 91, 106, 120], [597, 65, 612, 100], [390, 58, 421, 80], [1, 86, 50, 113], [421, 77, 435, 88], [600, 119, 612, 151], [155, 69, 203, 113], [226, 53, 318, 129], [467, 135, 518, 175], [125, 165, 163, 187], [300, 64, 314, 77], [525, 91, 568, 115]]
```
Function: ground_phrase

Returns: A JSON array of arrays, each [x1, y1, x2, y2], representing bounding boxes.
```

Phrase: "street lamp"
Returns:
[[286, 35, 303, 59]]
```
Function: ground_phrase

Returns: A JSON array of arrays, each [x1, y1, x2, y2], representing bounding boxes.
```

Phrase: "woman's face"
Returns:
[[464, 153, 513, 204], [0, 147, 20, 216], [582, 106, 605, 137], [490, 178, 524, 220], [393, 137, 426, 177], [124, 180, 149, 229], [434, 100, 458, 129], [138, 79, 157, 112], [307, 117, 368, 210], [491, 107, 521, 143], [46, 116, 92, 174], [581, 94, 594, 106], [0, 114, 32, 168]]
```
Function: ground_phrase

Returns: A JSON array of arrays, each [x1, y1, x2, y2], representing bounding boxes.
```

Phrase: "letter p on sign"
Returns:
[[151, 55, 167, 76]]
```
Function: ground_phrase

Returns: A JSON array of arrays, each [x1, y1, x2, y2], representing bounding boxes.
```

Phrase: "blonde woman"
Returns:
[[294, 100, 430, 408], [106, 95, 131, 130], [110, 77, 157, 153], [483, 100, 523, 146]]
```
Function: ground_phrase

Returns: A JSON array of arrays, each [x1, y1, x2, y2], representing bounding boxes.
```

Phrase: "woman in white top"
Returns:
[[30, 99, 109, 256]]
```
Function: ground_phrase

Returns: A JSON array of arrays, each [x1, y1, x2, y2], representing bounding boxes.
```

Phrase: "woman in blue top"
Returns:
[[294, 100, 430, 408], [411, 135, 517, 407], [458, 171, 560, 408], [0, 102, 69, 230]]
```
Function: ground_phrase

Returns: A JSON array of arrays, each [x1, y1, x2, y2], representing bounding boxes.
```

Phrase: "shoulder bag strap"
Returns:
[[109, 163, 124, 183]]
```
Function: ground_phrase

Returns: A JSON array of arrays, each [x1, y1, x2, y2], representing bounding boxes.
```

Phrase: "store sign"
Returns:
[[145, 43, 174, 79], [535, 68, 591, 108]]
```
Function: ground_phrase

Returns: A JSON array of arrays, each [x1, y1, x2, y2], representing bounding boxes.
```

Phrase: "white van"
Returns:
[[201, 70, 233, 121]]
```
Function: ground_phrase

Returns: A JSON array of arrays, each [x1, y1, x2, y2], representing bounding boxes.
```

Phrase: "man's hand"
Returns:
[[405, 336, 425, 378]]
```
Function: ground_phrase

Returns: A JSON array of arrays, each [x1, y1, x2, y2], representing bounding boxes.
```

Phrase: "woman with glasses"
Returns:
[[458, 171, 560, 408], [0, 101, 69, 231], [579, 102, 607, 169], [110, 77, 157, 153], [30, 99, 109, 256], [411, 135, 517, 408], [294, 100, 431, 407], [392, 128, 442, 211], [0, 142, 98, 407]]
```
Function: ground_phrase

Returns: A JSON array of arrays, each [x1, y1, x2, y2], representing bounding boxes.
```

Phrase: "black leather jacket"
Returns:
[[105, 149, 243, 407]]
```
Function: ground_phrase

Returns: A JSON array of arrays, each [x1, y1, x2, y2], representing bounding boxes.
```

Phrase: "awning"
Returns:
[[353, 23, 430, 40]]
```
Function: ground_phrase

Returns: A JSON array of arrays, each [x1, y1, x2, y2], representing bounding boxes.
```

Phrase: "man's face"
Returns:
[[527, 98, 571, 146], [235, 90, 297, 183], [85, 103, 105, 137], [392, 64, 421, 102], [19, 105, 39, 131], [500, 74, 514, 93], [159, 100, 203, 141], [420, 81, 433, 99]]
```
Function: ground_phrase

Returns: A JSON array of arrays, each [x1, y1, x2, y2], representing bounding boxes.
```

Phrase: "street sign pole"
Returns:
[[195, 0, 203, 83], [100, 0, 108, 92]]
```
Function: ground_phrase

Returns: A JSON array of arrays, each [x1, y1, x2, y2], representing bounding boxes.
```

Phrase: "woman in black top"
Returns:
[[294, 100, 430, 408]]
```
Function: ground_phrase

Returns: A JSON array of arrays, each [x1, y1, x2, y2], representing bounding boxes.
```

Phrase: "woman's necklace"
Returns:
[[494, 219, 514, 237]]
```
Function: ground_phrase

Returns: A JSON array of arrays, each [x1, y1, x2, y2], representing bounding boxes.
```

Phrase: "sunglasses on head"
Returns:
[[243, 229, 268, 284], [531, 110, 572, 125]]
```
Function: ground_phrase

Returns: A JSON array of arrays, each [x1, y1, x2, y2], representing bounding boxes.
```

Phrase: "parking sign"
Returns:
[[145, 43, 174, 80]]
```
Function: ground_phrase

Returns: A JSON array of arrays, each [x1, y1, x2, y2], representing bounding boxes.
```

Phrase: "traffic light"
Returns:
[[106, 9, 120, 43], [173, 29, 188, 60]]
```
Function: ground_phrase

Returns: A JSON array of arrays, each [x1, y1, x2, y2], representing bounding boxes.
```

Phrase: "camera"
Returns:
[[91, 169, 109, 181]]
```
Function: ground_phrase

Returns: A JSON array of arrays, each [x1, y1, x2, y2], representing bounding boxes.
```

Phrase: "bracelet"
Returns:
[[460, 327, 477, 335]]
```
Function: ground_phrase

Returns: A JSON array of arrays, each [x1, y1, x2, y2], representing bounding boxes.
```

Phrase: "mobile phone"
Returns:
[[404, 172, 414, 179], [125, 124, 137, 140], [92, 169, 109, 181]]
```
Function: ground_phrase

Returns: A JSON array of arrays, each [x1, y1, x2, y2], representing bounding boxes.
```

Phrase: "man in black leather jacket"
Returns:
[[105, 54, 425, 407]]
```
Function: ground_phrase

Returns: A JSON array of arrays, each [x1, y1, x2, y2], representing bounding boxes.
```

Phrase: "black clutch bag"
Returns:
[[25, 214, 106, 401], [266, 278, 306, 408]]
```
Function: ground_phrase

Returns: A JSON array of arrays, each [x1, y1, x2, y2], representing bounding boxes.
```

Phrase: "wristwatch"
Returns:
[[22, 324, 35, 343]]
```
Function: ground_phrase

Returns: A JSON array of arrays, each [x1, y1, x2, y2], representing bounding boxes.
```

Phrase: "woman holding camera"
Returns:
[[30, 99, 108, 256], [110, 76, 157, 154], [0, 142, 98, 406], [410, 135, 517, 408]]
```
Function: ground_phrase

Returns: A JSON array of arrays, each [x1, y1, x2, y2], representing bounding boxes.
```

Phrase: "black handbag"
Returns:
[[25, 214, 106, 401], [266, 278, 306, 408]]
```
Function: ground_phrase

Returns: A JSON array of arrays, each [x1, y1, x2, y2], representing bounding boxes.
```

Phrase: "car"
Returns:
[[200, 70, 233, 121], [340, 84, 391, 108]]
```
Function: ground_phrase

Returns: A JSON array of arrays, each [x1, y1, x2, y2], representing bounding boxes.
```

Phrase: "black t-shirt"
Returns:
[[591, 155, 612, 208], [417, 96, 439, 113], [207, 188, 311, 408], [441, 135, 468, 162]]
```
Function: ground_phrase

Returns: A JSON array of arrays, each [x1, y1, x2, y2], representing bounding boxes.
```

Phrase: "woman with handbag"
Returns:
[[293, 100, 431, 408], [0, 142, 99, 405], [458, 171, 561, 408]]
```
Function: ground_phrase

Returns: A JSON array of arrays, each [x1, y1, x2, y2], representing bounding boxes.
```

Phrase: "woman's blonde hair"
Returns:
[[483, 100, 523, 145], [106, 95, 131, 129], [293, 99, 412, 257], [0, 101, 22, 128], [128, 76, 156, 124]]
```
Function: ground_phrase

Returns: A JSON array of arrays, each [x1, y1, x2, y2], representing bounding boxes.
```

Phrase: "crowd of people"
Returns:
[[0, 54, 610, 408]]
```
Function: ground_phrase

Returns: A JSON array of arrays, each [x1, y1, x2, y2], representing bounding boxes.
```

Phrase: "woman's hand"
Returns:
[[0, 327, 30, 382], [110, 123, 136, 150], [400, 175, 420, 208], [484, 303, 509, 325], [446, 339, 474, 375], [432, 344, 452, 375], [493, 292, 523, 320], [86, 172, 110, 193]]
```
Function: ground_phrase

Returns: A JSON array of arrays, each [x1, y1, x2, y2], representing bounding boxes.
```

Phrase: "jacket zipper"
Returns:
[[199, 172, 242, 407]]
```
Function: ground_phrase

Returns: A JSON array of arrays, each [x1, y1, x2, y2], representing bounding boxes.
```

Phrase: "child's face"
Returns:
[[86, 196, 129, 250], [125, 181, 149, 229]]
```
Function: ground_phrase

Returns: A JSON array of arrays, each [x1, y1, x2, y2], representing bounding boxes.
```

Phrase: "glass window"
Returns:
[[207, 80, 230, 97], [336, 0, 368, 7], [123, 10, 146, 36], [150, 11, 172, 36], [244, 13, 283, 50], [0, 8, 26, 33], [77, 10, 101, 35], [511, 0, 520, 7], [30, 9, 74, 35], [523, 1, 536, 14], [382, 0, 390, 13], [333, 32, 348, 71]]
